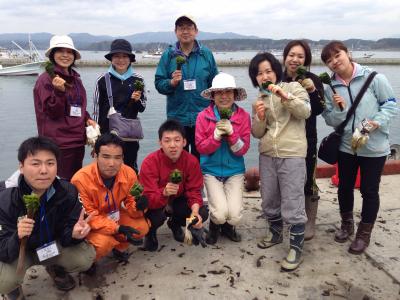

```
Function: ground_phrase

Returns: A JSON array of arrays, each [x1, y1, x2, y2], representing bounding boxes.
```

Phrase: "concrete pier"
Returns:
[[2, 57, 400, 67]]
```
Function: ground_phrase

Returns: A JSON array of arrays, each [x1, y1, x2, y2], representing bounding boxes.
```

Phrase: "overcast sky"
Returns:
[[1, 0, 399, 40]]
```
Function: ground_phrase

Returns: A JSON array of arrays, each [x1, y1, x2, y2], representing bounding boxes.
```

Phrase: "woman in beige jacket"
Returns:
[[249, 52, 310, 272]]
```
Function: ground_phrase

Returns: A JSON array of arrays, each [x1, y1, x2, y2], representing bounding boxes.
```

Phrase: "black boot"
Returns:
[[221, 222, 241, 242], [45, 265, 76, 291], [281, 223, 305, 272], [257, 215, 283, 249], [143, 229, 158, 252], [167, 218, 184, 242], [206, 220, 220, 245]]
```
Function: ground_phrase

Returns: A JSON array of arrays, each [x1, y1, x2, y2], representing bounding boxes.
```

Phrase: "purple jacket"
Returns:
[[34, 65, 90, 149]]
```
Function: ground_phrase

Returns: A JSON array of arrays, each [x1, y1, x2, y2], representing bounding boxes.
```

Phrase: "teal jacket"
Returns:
[[322, 63, 398, 157], [154, 41, 218, 126]]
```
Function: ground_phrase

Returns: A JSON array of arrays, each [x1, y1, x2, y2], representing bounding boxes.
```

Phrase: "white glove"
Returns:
[[214, 126, 225, 140], [217, 119, 233, 136], [86, 124, 101, 146]]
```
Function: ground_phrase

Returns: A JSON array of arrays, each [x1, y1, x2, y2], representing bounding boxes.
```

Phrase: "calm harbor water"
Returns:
[[0, 63, 399, 179]]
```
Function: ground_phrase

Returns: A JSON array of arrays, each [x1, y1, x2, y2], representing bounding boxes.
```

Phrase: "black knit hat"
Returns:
[[105, 39, 136, 62]]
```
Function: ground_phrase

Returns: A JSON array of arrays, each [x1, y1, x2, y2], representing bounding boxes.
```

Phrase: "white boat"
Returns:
[[142, 48, 163, 59], [0, 37, 44, 76], [0, 61, 44, 76]]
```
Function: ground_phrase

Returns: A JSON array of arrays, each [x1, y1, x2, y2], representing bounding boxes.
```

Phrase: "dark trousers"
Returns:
[[145, 196, 208, 232], [337, 151, 386, 223], [123, 141, 139, 173], [58, 146, 85, 181], [184, 126, 200, 161], [305, 139, 318, 197]]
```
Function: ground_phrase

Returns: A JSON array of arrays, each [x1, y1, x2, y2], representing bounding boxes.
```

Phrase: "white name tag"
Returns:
[[183, 79, 196, 91], [108, 210, 120, 222], [70, 105, 82, 117], [36, 241, 60, 262]]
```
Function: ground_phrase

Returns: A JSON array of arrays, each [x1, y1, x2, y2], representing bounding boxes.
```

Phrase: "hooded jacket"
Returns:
[[0, 176, 83, 263], [251, 81, 311, 158], [322, 63, 398, 157], [34, 65, 90, 149], [196, 103, 251, 177], [71, 162, 145, 236], [154, 41, 218, 126]]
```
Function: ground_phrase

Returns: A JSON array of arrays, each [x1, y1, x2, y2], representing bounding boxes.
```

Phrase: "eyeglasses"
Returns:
[[177, 26, 196, 32]]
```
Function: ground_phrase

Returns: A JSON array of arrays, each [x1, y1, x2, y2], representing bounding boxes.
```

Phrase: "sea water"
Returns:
[[0, 64, 399, 179]]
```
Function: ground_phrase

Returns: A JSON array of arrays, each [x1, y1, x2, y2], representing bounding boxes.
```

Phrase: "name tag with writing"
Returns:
[[36, 241, 60, 262], [108, 210, 120, 222], [70, 105, 82, 117], [183, 79, 196, 91]]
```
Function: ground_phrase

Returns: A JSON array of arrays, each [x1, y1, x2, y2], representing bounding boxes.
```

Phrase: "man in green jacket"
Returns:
[[155, 15, 218, 160]]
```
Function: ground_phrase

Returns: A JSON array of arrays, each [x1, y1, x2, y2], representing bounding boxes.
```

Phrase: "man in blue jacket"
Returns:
[[155, 15, 218, 160]]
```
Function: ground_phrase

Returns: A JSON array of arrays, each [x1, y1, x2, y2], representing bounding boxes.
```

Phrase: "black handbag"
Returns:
[[318, 71, 377, 164]]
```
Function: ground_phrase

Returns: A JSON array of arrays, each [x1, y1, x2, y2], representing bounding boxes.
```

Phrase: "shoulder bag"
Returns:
[[105, 73, 144, 141], [318, 71, 377, 164]]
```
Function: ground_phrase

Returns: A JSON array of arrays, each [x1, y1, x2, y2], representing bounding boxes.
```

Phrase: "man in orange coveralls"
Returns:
[[71, 133, 149, 267]]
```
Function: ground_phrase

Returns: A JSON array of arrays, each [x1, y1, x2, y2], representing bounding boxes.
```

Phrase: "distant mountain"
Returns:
[[1, 32, 400, 52], [0, 31, 259, 50]]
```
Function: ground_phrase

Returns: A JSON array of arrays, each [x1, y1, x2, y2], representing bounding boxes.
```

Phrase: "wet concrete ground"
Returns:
[[16, 175, 400, 299]]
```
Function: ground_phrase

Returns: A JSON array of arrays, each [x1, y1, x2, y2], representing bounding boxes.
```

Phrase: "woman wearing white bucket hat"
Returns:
[[34, 35, 97, 181], [195, 72, 251, 245]]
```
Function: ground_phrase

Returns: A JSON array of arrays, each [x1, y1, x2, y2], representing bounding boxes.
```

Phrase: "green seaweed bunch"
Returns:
[[23, 193, 40, 218], [261, 81, 273, 91], [176, 56, 186, 70], [319, 72, 336, 94], [133, 80, 144, 92], [219, 108, 232, 120], [17, 193, 40, 274], [130, 182, 144, 198], [169, 169, 182, 184], [296, 66, 307, 80], [44, 61, 55, 78]]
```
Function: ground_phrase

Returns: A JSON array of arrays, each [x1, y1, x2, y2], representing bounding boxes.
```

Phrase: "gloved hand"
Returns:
[[135, 195, 148, 211], [189, 226, 207, 248], [188, 217, 207, 247], [299, 78, 316, 93], [118, 225, 143, 245], [214, 126, 225, 140], [216, 119, 233, 136]]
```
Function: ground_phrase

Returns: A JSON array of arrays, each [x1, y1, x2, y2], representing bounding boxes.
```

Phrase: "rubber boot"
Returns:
[[334, 211, 354, 243], [257, 215, 283, 249], [348, 222, 374, 255], [143, 229, 158, 252], [220, 222, 241, 242], [206, 220, 220, 245], [281, 224, 305, 272], [167, 218, 184, 242], [304, 195, 319, 241]]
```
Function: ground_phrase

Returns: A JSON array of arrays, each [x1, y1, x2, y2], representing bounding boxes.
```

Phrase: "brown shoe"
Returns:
[[334, 212, 354, 243], [348, 222, 374, 255], [45, 265, 76, 291]]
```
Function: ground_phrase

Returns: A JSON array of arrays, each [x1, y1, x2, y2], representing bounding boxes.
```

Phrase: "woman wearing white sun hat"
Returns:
[[33, 35, 96, 181], [196, 72, 251, 245]]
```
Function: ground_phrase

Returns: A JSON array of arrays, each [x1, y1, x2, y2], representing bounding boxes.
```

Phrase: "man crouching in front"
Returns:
[[0, 137, 95, 299], [71, 133, 149, 271]]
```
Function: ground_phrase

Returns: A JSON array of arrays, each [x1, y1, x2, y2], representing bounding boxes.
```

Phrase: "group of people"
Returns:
[[0, 14, 397, 298]]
